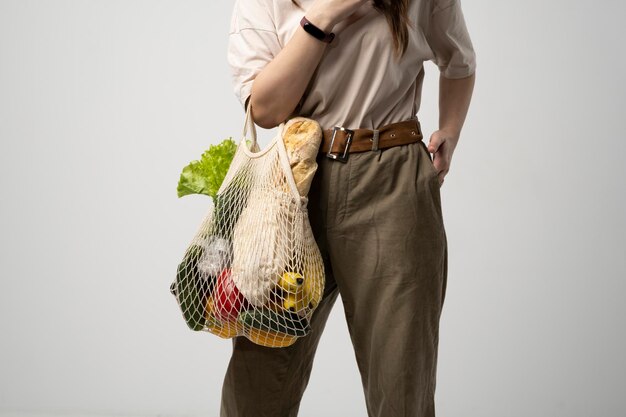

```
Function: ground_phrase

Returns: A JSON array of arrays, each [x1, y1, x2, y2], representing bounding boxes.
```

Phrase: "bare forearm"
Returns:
[[438, 72, 475, 139], [249, 11, 335, 129], [426, 72, 476, 186]]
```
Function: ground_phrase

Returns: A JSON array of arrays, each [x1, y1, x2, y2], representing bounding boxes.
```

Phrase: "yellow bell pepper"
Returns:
[[247, 327, 298, 347]]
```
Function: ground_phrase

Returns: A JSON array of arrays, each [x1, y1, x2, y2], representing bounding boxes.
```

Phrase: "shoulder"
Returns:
[[230, 0, 276, 32]]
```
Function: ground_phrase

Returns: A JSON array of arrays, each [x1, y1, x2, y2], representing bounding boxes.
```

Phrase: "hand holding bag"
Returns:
[[170, 100, 326, 348]]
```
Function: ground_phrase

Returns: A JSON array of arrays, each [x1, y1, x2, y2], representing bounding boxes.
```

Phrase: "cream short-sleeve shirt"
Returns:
[[227, 0, 476, 130]]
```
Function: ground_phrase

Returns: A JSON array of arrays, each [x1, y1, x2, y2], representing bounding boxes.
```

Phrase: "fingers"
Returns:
[[433, 150, 448, 184], [427, 131, 444, 153], [428, 131, 452, 187], [430, 139, 449, 173]]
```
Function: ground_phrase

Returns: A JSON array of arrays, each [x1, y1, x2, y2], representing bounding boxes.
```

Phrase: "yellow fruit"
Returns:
[[303, 263, 323, 310], [278, 271, 305, 293], [247, 327, 298, 348], [282, 291, 309, 314]]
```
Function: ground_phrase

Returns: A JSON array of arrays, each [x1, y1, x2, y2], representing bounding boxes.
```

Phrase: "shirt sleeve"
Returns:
[[425, 0, 477, 79], [227, 0, 282, 110]]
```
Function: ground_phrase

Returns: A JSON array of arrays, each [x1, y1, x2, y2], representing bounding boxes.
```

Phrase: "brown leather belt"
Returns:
[[319, 117, 423, 162]]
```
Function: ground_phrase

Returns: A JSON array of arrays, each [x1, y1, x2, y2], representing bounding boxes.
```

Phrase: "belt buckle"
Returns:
[[326, 126, 354, 163]]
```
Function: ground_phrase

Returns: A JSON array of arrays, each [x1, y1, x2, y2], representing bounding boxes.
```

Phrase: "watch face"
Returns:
[[304, 22, 316, 31]]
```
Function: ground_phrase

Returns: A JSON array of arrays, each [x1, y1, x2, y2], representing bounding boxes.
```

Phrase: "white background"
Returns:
[[1, 0, 625, 416]]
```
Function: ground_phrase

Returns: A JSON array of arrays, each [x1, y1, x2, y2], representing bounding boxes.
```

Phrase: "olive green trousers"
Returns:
[[220, 137, 448, 417]]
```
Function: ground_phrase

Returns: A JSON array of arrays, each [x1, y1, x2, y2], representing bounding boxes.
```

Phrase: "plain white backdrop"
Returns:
[[1, 0, 625, 416]]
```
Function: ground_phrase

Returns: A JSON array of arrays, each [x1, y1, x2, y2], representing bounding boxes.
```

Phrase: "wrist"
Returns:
[[439, 124, 461, 139], [438, 126, 461, 142], [304, 11, 335, 32]]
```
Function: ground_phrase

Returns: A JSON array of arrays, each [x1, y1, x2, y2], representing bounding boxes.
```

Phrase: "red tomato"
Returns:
[[212, 268, 247, 322]]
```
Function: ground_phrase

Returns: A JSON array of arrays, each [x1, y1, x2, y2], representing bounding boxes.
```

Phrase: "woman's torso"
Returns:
[[270, 0, 436, 130]]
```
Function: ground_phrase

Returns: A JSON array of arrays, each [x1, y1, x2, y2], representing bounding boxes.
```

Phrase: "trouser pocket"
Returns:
[[417, 140, 441, 186]]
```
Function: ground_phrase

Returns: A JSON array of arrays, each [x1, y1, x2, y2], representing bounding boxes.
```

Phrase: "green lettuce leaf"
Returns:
[[177, 138, 238, 199]]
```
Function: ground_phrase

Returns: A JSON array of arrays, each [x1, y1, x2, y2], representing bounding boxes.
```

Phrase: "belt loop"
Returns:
[[371, 129, 379, 151]]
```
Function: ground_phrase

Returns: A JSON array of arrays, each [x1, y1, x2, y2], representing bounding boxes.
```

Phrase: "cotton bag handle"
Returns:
[[241, 97, 288, 152], [239, 96, 306, 204], [242, 98, 258, 149]]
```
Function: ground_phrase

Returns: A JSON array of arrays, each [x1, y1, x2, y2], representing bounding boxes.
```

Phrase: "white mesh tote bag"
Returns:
[[170, 100, 325, 348]]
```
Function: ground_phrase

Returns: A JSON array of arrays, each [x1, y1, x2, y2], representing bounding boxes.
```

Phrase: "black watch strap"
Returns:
[[300, 16, 335, 44]]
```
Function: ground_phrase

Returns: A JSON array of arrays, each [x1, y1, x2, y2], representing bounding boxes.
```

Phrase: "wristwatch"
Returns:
[[300, 16, 335, 44]]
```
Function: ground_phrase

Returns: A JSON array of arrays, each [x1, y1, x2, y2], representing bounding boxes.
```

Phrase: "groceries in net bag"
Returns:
[[170, 101, 325, 347]]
